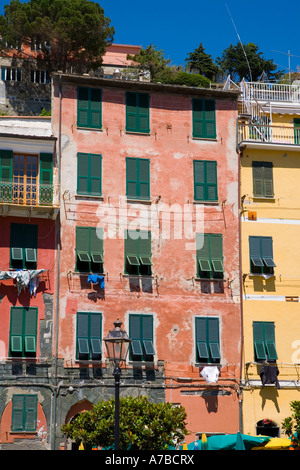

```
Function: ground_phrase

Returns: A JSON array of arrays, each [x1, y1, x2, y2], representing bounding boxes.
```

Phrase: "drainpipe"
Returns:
[[236, 117, 244, 433], [51, 74, 62, 450]]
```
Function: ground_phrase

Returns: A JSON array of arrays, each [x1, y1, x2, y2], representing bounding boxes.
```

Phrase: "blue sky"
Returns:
[[1, 0, 300, 73]]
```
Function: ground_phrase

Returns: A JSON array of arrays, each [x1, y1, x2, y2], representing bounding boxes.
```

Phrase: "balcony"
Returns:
[[238, 122, 300, 149], [242, 81, 300, 103], [0, 181, 60, 218]]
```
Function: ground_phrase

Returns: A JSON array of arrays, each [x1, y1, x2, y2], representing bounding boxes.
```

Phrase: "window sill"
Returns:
[[194, 277, 225, 282], [125, 130, 150, 136], [126, 197, 151, 204], [77, 126, 103, 131], [75, 194, 103, 200], [122, 273, 154, 279], [193, 200, 219, 205], [252, 196, 275, 201], [192, 137, 217, 142]]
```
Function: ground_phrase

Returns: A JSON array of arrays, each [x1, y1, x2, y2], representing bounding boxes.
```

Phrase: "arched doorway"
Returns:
[[64, 399, 94, 450]]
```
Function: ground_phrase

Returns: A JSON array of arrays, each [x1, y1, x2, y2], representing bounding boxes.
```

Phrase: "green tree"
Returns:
[[0, 0, 114, 73], [216, 42, 283, 82], [127, 44, 171, 82], [156, 67, 210, 88], [61, 395, 188, 450], [185, 43, 219, 80], [282, 400, 300, 443]]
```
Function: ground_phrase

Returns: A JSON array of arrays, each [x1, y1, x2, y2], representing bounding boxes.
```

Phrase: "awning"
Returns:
[[252, 437, 291, 450]]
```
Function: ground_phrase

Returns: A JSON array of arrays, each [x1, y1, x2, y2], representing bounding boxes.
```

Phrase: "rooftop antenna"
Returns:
[[225, 2, 252, 82], [272, 50, 300, 83]]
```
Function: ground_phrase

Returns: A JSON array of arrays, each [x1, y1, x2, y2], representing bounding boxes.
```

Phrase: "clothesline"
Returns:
[[0, 269, 46, 296]]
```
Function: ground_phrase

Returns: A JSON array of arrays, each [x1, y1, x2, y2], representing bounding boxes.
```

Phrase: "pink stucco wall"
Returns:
[[52, 75, 241, 440]]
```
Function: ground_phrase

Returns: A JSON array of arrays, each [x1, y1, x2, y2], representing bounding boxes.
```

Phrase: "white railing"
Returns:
[[238, 123, 300, 145], [244, 81, 300, 103], [0, 181, 60, 207]]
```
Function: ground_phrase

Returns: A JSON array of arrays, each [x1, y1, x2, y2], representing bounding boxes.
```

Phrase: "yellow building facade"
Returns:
[[238, 80, 300, 437]]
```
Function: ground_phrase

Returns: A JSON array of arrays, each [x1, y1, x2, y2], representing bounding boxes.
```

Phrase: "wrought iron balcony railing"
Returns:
[[238, 123, 300, 146], [0, 181, 60, 207], [244, 81, 300, 103]]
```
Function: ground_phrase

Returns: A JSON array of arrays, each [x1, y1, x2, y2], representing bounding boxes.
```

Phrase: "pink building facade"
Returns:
[[51, 73, 242, 446]]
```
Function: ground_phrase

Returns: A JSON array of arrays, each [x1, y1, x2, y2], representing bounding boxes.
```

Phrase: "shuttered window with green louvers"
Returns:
[[77, 153, 102, 196], [253, 321, 278, 362], [196, 233, 224, 279], [10, 223, 38, 269], [194, 160, 218, 201], [39, 152, 53, 205], [192, 99, 216, 139], [9, 307, 38, 358], [252, 161, 274, 197], [11, 395, 38, 432], [125, 230, 152, 276], [77, 87, 102, 129], [76, 312, 102, 360], [249, 236, 276, 275], [76, 226, 104, 273], [195, 317, 221, 363], [0, 149, 13, 202], [126, 157, 150, 200], [126, 92, 150, 133], [129, 314, 155, 362]]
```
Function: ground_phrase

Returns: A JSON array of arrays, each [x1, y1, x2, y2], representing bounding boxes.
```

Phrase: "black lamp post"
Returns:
[[104, 319, 131, 450]]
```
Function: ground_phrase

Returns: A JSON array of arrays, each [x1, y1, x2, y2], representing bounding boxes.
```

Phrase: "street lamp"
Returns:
[[104, 319, 131, 450]]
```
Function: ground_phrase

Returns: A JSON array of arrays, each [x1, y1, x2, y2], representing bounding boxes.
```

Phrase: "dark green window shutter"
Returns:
[[194, 160, 218, 201], [24, 308, 38, 354], [77, 312, 102, 360], [10, 223, 38, 269], [76, 227, 103, 272], [252, 162, 273, 197], [294, 118, 300, 144], [129, 314, 154, 361], [0, 149, 13, 202], [77, 87, 102, 129], [249, 236, 275, 274], [10, 307, 23, 354], [126, 157, 150, 200], [12, 395, 37, 432], [125, 230, 151, 275], [193, 99, 216, 139], [10, 307, 37, 357], [253, 321, 277, 361], [196, 233, 223, 278], [126, 92, 150, 133], [196, 317, 220, 363], [77, 153, 102, 196], [39, 153, 53, 205]]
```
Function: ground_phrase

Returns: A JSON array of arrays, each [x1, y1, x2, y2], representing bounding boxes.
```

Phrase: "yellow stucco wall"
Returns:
[[241, 113, 300, 436]]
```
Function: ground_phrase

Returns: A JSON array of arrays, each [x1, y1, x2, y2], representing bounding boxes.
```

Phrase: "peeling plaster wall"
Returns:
[[52, 77, 242, 440]]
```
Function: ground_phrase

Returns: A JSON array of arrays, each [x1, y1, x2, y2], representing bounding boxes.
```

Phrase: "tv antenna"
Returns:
[[272, 50, 300, 82]]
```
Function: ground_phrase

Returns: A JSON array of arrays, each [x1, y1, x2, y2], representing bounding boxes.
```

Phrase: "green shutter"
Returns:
[[0, 149, 13, 202], [129, 314, 154, 360], [10, 223, 38, 269], [208, 318, 221, 360], [197, 233, 211, 273], [126, 158, 138, 198], [39, 153, 53, 205], [195, 317, 209, 361], [10, 307, 23, 354], [24, 308, 37, 354], [77, 312, 90, 357], [12, 394, 38, 432], [126, 92, 149, 133], [294, 118, 300, 144], [194, 160, 217, 201], [76, 226, 90, 270], [77, 153, 102, 196], [11, 395, 25, 431], [193, 99, 216, 139], [129, 315, 142, 357], [126, 158, 150, 200], [249, 236, 264, 271], [261, 237, 276, 268], [77, 87, 102, 129], [264, 322, 278, 360], [210, 234, 224, 273], [77, 153, 89, 194], [10, 307, 37, 357], [138, 158, 150, 199], [253, 162, 273, 197], [253, 322, 267, 360], [24, 395, 38, 432]]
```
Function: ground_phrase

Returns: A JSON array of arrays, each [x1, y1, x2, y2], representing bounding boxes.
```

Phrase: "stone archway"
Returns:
[[65, 399, 94, 424]]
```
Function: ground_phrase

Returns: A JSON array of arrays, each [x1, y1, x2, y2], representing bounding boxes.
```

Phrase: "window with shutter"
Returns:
[[77, 153, 102, 196], [10, 223, 38, 269], [11, 394, 38, 432], [126, 92, 150, 134], [75, 227, 103, 273], [249, 236, 276, 275], [192, 99, 216, 139], [129, 314, 155, 361], [39, 153, 53, 205], [194, 160, 218, 201], [9, 307, 38, 358], [76, 312, 102, 360], [253, 321, 278, 362], [126, 157, 150, 200], [0, 149, 13, 202], [252, 162, 274, 198], [196, 233, 224, 279], [195, 317, 221, 363], [77, 87, 102, 129], [125, 230, 152, 275]]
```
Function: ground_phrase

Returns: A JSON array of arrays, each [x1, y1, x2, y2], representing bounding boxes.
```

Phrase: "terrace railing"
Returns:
[[0, 181, 60, 207], [244, 81, 300, 103], [238, 123, 300, 146]]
